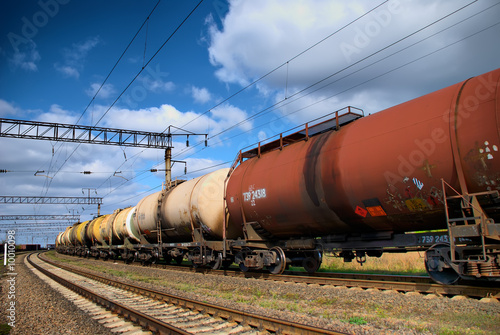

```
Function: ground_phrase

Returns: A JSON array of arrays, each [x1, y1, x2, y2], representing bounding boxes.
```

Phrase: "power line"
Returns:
[[177, 0, 391, 131], [78, 0, 162, 126], [94, 0, 205, 127], [166, 0, 484, 162], [101, 0, 488, 207], [48, 0, 205, 210], [38, 1, 163, 197]]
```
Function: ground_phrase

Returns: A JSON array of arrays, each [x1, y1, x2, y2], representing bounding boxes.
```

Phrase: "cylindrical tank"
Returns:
[[61, 227, 72, 246], [226, 69, 500, 237], [135, 168, 242, 242], [100, 211, 118, 244], [86, 219, 96, 244], [112, 207, 135, 242], [55, 232, 63, 247], [124, 207, 140, 242], [160, 168, 242, 240], [88, 216, 105, 244], [75, 220, 91, 245], [68, 223, 80, 245], [134, 192, 162, 241]]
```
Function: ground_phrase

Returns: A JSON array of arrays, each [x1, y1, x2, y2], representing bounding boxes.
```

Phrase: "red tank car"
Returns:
[[226, 69, 500, 283]]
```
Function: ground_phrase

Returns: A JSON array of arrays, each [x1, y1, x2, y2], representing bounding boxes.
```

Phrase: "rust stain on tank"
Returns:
[[303, 133, 331, 207]]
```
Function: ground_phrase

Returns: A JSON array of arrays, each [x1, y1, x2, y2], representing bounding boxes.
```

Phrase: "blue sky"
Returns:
[[1, 0, 499, 244]]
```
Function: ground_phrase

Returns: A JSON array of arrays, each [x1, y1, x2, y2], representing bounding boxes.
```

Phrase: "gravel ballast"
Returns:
[[45, 252, 500, 335], [0, 253, 114, 335]]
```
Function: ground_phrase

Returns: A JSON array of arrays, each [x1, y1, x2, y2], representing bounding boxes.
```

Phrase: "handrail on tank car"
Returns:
[[222, 106, 364, 257], [236, 106, 364, 163]]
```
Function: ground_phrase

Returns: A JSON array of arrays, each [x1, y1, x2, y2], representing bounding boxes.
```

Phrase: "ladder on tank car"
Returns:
[[441, 179, 500, 264]]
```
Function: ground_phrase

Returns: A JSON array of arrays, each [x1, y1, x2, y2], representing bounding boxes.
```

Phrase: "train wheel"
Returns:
[[235, 250, 249, 272], [174, 255, 184, 265], [267, 246, 287, 275], [209, 253, 223, 270], [303, 250, 322, 273], [424, 243, 460, 285]]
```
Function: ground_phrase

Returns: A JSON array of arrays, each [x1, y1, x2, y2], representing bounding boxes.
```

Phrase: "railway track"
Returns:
[[49, 252, 500, 299], [31, 252, 349, 335]]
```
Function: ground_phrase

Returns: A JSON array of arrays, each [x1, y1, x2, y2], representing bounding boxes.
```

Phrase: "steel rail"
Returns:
[[39, 252, 348, 335], [28, 253, 191, 335], [177, 266, 500, 298], [54, 252, 500, 299]]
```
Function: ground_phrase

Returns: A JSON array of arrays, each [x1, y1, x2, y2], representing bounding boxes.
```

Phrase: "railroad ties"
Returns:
[[29, 252, 347, 335], [27, 253, 258, 334]]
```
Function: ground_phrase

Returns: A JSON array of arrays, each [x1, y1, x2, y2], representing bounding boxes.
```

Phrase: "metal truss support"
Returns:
[[0, 215, 80, 221], [0, 196, 102, 205]]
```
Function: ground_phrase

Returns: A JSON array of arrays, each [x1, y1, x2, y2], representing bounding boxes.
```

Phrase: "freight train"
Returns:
[[56, 68, 500, 285]]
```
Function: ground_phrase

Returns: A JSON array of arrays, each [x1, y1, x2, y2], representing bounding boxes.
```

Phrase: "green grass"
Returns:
[[319, 252, 427, 275], [348, 316, 368, 325], [0, 323, 12, 335]]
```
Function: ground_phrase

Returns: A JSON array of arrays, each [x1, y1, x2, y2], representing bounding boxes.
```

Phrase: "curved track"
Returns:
[[52, 252, 500, 299], [33, 252, 349, 335]]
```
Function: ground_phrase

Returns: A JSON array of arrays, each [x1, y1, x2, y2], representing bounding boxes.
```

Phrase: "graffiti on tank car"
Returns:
[[405, 198, 429, 212], [413, 177, 424, 190], [243, 186, 267, 207]]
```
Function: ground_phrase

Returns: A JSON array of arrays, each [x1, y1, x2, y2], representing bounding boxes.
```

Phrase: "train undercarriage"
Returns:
[[57, 224, 500, 285]]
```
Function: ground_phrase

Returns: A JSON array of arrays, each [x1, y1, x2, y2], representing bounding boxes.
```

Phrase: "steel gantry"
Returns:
[[0, 118, 208, 185], [0, 196, 102, 205], [0, 118, 174, 148], [0, 215, 80, 221]]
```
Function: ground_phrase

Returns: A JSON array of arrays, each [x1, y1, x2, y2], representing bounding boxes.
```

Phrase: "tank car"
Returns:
[[56, 68, 500, 284], [226, 68, 500, 283]]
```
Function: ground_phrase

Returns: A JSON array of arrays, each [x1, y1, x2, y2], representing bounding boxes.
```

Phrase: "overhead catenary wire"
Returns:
[[98, 0, 490, 208], [87, 0, 465, 204], [39, 0, 205, 214], [165, 0, 484, 163], [37, 0, 163, 198], [27, 0, 491, 217], [176, 0, 391, 132]]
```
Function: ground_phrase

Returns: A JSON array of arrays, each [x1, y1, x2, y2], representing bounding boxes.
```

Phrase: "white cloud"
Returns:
[[36, 104, 80, 124], [208, 0, 347, 86], [0, 99, 21, 117], [8, 42, 41, 71], [207, 0, 500, 119], [55, 36, 100, 78], [85, 83, 116, 99], [140, 76, 175, 93], [96, 103, 252, 138], [257, 130, 267, 141], [191, 86, 212, 104], [55, 65, 80, 78], [210, 103, 252, 132]]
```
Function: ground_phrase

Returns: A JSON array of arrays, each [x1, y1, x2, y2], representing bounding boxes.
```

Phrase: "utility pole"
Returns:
[[165, 147, 172, 188], [162, 126, 207, 189], [82, 188, 100, 216]]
